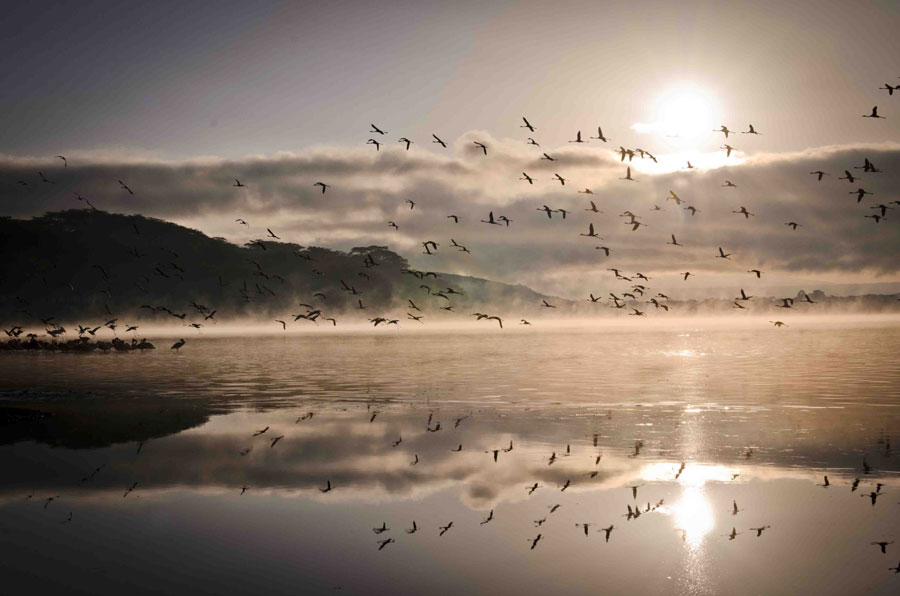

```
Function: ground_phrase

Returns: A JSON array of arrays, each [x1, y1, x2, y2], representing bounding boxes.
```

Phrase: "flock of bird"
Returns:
[[3, 78, 897, 342]]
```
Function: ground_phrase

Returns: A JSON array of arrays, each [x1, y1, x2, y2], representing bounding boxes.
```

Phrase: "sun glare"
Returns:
[[642, 84, 720, 150], [672, 486, 715, 548]]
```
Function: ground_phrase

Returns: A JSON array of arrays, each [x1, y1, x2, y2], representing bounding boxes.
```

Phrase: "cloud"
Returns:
[[1, 138, 898, 297]]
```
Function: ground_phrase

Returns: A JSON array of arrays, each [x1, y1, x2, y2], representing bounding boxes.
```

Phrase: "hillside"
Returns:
[[0, 210, 560, 326]]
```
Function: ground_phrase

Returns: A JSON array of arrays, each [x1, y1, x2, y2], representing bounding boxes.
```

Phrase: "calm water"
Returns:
[[1, 320, 899, 595]]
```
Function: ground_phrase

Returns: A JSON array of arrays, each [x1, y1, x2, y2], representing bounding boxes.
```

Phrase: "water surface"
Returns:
[[1, 321, 899, 595]]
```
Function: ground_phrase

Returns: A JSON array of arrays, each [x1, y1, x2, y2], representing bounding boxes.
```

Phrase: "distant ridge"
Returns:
[[0, 210, 558, 325]]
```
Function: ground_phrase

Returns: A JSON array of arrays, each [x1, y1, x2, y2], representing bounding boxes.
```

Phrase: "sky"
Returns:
[[1, 0, 899, 298]]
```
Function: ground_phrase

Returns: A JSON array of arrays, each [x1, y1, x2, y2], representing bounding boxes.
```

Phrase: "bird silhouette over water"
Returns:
[[600, 525, 615, 542]]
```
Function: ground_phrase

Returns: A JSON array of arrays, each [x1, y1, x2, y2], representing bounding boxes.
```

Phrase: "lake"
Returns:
[[1, 318, 899, 595]]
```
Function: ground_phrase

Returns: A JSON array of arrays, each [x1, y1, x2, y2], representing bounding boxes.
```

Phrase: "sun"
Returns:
[[638, 84, 720, 150]]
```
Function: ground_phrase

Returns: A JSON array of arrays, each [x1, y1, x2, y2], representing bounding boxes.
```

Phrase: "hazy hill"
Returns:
[[0, 210, 559, 326]]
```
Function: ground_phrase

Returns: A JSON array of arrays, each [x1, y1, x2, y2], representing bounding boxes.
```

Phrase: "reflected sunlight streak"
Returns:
[[671, 486, 714, 548]]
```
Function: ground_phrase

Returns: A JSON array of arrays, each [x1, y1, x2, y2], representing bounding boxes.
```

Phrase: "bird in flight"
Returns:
[[590, 127, 610, 142], [377, 538, 395, 550], [569, 130, 584, 143], [713, 125, 733, 138], [742, 124, 761, 135], [620, 167, 635, 182], [520, 172, 535, 184], [838, 170, 859, 183], [118, 180, 134, 195], [55, 155, 67, 167], [314, 182, 331, 193], [233, 178, 245, 187], [521, 117, 535, 132], [810, 170, 829, 180], [851, 188, 873, 203], [717, 247, 732, 259], [481, 211, 501, 226], [473, 141, 488, 155], [370, 124, 387, 135], [872, 541, 894, 554], [862, 106, 885, 119], [398, 137, 413, 150], [432, 134, 447, 148]]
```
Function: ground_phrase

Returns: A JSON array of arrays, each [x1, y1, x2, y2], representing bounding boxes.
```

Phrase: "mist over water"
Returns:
[[1, 319, 899, 595]]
